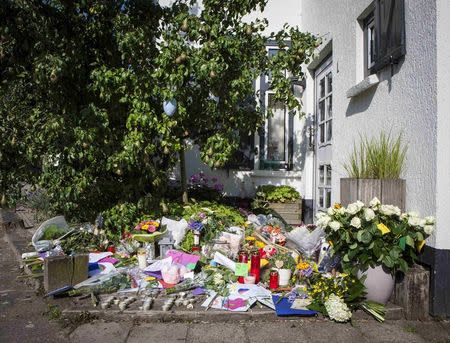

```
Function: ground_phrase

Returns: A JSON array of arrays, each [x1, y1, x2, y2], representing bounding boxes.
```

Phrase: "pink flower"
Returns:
[[147, 225, 156, 233]]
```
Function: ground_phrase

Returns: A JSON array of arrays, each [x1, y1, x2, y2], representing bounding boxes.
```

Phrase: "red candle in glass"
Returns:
[[250, 250, 261, 284], [269, 270, 279, 290], [237, 250, 248, 283]]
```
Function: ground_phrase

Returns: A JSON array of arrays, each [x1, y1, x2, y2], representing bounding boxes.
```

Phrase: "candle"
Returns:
[[250, 249, 261, 283], [237, 250, 248, 284], [137, 248, 147, 269], [269, 269, 279, 290]]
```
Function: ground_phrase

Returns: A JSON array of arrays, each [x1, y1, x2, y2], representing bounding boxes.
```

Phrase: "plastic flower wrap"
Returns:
[[324, 294, 352, 322]]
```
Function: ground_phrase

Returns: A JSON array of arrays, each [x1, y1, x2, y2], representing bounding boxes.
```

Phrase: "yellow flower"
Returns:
[[334, 203, 342, 209], [245, 236, 256, 241], [377, 223, 391, 235], [141, 224, 149, 230], [296, 262, 310, 270]]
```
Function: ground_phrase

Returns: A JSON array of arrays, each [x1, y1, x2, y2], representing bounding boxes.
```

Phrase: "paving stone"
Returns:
[[246, 320, 310, 343], [70, 321, 130, 343], [404, 321, 450, 343], [128, 323, 188, 343], [186, 323, 246, 343], [359, 320, 426, 343], [302, 320, 368, 342]]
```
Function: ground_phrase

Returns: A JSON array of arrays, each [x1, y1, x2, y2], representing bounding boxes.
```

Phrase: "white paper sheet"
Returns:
[[89, 252, 113, 263], [143, 256, 173, 272]]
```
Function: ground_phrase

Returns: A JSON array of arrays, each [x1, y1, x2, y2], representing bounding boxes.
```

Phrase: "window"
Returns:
[[259, 45, 294, 171], [317, 71, 332, 145], [364, 13, 377, 76], [318, 164, 332, 209], [362, 0, 406, 75]]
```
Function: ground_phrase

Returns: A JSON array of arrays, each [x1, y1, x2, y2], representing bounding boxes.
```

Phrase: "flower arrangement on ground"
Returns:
[[316, 198, 435, 275], [130, 219, 167, 243], [307, 272, 385, 322]]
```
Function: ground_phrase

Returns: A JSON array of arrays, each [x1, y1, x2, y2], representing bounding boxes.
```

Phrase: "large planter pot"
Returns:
[[340, 178, 405, 210], [268, 199, 302, 226], [360, 266, 395, 304], [277, 268, 292, 286]]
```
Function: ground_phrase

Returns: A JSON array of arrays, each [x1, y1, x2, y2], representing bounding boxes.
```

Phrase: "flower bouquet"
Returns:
[[130, 219, 167, 243], [306, 272, 385, 322], [317, 198, 435, 275]]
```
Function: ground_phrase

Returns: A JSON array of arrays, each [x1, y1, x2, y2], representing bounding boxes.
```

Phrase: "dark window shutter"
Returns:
[[372, 0, 406, 72], [224, 131, 255, 171]]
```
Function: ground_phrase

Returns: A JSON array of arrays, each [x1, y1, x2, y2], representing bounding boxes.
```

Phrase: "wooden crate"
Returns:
[[268, 199, 302, 226], [340, 178, 406, 210]]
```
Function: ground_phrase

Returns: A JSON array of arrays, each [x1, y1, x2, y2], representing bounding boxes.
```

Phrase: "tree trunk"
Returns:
[[179, 141, 188, 204]]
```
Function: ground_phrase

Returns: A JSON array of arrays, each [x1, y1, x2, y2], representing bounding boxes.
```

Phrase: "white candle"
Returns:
[[137, 249, 147, 269]]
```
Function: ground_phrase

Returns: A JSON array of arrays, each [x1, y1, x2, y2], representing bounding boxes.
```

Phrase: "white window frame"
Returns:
[[318, 163, 332, 210], [363, 11, 377, 77], [315, 60, 332, 147]]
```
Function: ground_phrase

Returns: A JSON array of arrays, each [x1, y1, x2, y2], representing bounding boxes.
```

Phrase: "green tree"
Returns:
[[154, 0, 318, 202], [0, 0, 317, 219]]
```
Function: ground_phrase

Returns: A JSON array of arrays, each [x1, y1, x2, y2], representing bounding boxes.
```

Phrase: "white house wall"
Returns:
[[300, 1, 439, 246]]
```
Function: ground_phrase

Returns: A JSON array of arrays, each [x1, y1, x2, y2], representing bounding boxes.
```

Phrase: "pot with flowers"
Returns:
[[317, 198, 435, 304], [270, 251, 296, 287]]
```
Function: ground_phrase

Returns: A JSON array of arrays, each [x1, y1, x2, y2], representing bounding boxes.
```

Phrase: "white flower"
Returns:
[[408, 216, 422, 227], [380, 204, 401, 217], [364, 208, 376, 221], [350, 216, 362, 229], [327, 207, 335, 216], [408, 211, 420, 218], [346, 203, 360, 215], [336, 207, 346, 215], [424, 225, 434, 235], [356, 200, 365, 210], [369, 197, 381, 208], [425, 216, 435, 225], [213, 273, 224, 285], [93, 228, 99, 236], [324, 294, 352, 322], [329, 221, 342, 231], [400, 213, 408, 220], [316, 214, 332, 228]]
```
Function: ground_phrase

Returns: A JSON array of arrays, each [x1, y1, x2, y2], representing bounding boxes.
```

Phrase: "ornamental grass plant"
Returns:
[[344, 132, 407, 179]]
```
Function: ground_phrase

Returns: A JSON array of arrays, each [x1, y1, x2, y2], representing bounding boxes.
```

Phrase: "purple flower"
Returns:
[[301, 267, 313, 278], [214, 183, 224, 192], [190, 173, 200, 183], [188, 221, 204, 232], [198, 212, 206, 219]]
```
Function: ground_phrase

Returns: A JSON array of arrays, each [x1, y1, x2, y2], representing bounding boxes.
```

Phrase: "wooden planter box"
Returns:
[[340, 178, 406, 210], [268, 199, 302, 226]]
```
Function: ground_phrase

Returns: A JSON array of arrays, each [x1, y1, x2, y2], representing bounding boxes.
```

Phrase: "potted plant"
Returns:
[[253, 185, 302, 225], [341, 132, 407, 210], [317, 200, 435, 303], [270, 251, 297, 286]]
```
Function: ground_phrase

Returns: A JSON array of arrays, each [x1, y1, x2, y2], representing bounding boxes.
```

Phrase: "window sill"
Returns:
[[251, 170, 302, 179], [346, 74, 380, 98]]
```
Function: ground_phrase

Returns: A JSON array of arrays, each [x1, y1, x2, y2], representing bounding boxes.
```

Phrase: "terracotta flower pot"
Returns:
[[359, 266, 395, 304]]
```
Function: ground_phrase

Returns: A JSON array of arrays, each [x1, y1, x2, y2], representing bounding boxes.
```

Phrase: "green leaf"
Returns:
[[399, 237, 406, 250], [349, 243, 358, 250], [405, 236, 415, 247]]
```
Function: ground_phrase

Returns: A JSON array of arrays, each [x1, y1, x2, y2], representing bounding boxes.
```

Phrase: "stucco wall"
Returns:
[[300, 1, 439, 246]]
